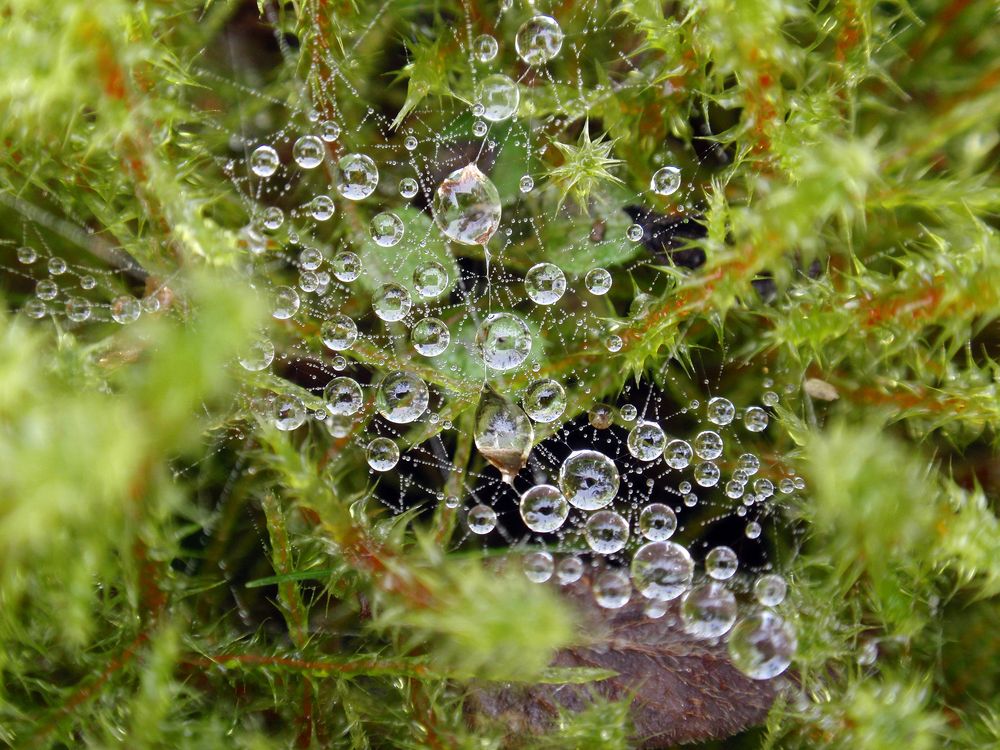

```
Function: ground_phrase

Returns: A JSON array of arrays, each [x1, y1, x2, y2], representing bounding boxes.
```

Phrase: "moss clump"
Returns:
[[0, 1, 998, 747]]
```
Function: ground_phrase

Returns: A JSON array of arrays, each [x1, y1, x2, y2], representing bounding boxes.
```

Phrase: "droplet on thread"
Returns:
[[474, 386, 534, 485]]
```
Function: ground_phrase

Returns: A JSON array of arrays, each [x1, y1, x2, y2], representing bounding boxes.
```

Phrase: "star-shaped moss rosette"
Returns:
[[545, 123, 624, 213]]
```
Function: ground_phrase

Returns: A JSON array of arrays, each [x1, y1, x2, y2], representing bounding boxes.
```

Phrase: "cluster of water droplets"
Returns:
[[6, 4, 802, 683], [507, 390, 798, 679]]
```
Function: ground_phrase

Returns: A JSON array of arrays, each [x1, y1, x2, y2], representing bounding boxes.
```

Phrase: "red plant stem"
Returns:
[[336, 523, 438, 609], [907, 0, 974, 64], [27, 633, 151, 746], [408, 678, 447, 750], [847, 384, 967, 414], [263, 495, 309, 648], [296, 681, 314, 749], [263, 494, 314, 745], [835, 2, 861, 63]]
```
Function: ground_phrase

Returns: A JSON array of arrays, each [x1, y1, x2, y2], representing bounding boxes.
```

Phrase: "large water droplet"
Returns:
[[754, 574, 787, 606], [260, 206, 284, 231], [664, 439, 692, 469], [332, 251, 361, 282], [727, 611, 796, 680], [17, 246, 37, 264], [638, 503, 677, 541], [474, 386, 534, 485], [472, 33, 498, 63], [559, 449, 619, 510], [372, 283, 412, 322], [585, 268, 612, 295], [251, 145, 279, 177], [520, 484, 569, 532], [324, 376, 363, 416], [376, 371, 429, 423], [650, 166, 681, 196], [399, 177, 419, 199], [754, 478, 774, 497], [694, 430, 723, 460], [320, 120, 340, 142], [743, 406, 769, 432], [107, 296, 139, 325], [370, 211, 404, 247], [681, 582, 737, 637], [321, 314, 358, 351], [336, 153, 379, 200], [293, 135, 325, 169], [585, 510, 629, 554], [706, 545, 738, 580], [523, 551, 554, 583], [274, 395, 306, 431], [557, 556, 584, 585], [630, 541, 693, 601], [476, 74, 520, 122], [309, 195, 335, 221], [272, 286, 300, 319], [411, 317, 450, 357], [63, 297, 89, 323], [413, 261, 449, 298], [432, 163, 501, 245], [524, 262, 566, 305], [522, 378, 567, 423], [515, 15, 564, 66], [325, 414, 353, 439], [588, 404, 614, 429], [627, 420, 666, 462], [739, 452, 761, 475], [367, 437, 399, 471], [694, 461, 720, 487], [477, 312, 532, 371], [239, 337, 275, 371], [593, 569, 631, 609], [706, 396, 735, 426], [467, 503, 497, 534]]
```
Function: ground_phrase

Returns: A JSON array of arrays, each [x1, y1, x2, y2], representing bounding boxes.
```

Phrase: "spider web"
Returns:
[[2, 0, 808, 623]]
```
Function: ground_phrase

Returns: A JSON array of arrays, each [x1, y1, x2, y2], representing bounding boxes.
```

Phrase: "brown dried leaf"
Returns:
[[467, 579, 779, 747]]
